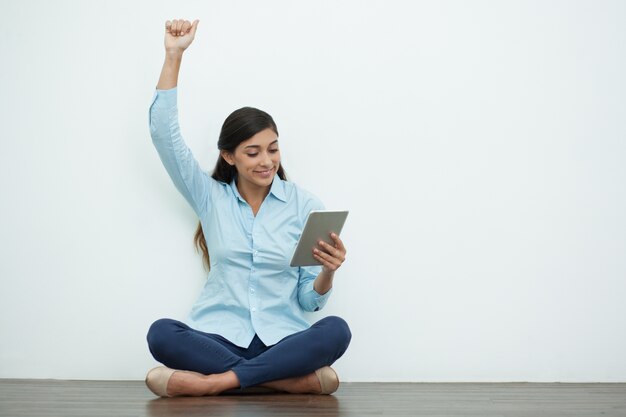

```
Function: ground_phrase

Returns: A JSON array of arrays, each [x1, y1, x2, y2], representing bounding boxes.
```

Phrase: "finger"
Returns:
[[175, 19, 184, 36], [181, 20, 191, 35], [189, 19, 199, 37], [314, 248, 343, 268], [165, 20, 172, 34], [330, 232, 346, 252], [318, 240, 344, 260], [313, 252, 338, 271], [181, 19, 188, 36]]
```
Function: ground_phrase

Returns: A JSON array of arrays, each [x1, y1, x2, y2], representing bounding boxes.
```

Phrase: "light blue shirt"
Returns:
[[149, 87, 332, 348]]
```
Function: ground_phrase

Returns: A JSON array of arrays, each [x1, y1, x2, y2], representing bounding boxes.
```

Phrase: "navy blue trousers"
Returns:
[[146, 316, 351, 388]]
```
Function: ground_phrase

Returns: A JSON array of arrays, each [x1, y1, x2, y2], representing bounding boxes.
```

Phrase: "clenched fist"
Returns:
[[164, 19, 199, 53]]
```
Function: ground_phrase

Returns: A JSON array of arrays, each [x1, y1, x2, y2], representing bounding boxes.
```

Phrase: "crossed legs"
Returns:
[[146, 316, 351, 395]]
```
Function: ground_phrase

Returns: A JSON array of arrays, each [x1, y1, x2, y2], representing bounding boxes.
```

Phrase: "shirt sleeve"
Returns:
[[297, 265, 333, 312], [296, 194, 332, 312], [149, 87, 211, 217]]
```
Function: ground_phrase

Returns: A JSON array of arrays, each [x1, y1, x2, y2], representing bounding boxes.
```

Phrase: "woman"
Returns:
[[145, 18, 351, 397]]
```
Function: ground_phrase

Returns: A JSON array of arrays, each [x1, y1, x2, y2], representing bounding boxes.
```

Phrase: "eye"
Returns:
[[246, 153, 258, 157], [269, 149, 279, 153]]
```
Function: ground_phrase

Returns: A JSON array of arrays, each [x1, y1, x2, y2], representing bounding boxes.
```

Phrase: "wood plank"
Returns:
[[0, 379, 625, 417]]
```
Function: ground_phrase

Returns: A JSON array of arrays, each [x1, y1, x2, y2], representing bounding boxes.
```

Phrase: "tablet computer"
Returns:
[[290, 210, 349, 267]]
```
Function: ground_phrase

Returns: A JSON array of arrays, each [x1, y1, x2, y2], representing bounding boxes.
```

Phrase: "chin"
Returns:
[[260, 176, 274, 185]]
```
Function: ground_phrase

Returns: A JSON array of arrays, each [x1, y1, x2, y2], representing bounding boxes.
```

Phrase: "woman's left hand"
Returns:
[[313, 233, 347, 273]]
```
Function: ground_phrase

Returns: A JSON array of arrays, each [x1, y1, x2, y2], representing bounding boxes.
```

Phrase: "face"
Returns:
[[221, 128, 281, 191]]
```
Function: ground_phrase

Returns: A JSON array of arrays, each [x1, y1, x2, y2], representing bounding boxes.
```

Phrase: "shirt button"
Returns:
[[251, 307, 257, 312], [250, 288, 255, 294]]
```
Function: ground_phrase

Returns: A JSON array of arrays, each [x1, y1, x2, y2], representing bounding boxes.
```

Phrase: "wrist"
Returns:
[[321, 268, 336, 278], [314, 279, 333, 295], [165, 49, 184, 60]]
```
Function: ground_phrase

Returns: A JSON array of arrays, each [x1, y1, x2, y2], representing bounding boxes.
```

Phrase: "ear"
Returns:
[[220, 150, 235, 166]]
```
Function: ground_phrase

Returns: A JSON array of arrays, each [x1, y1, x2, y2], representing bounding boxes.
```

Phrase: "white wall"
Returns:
[[1, 0, 625, 382]]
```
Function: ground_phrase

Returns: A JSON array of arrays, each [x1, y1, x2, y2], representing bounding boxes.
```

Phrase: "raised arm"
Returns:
[[150, 19, 211, 217], [157, 19, 199, 89]]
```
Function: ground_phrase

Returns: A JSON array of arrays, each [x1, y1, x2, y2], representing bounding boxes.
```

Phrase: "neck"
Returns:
[[236, 178, 271, 206]]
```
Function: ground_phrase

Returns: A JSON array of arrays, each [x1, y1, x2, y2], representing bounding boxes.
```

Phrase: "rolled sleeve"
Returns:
[[297, 265, 333, 312]]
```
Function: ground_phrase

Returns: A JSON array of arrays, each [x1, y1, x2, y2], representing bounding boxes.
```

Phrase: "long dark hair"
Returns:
[[194, 107, 287, 271]]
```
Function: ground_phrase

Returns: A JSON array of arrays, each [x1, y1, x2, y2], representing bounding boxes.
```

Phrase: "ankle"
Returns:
[[207, 371, 240, 395], [202, 374, 221, 395], [261, 372, 321, 394]]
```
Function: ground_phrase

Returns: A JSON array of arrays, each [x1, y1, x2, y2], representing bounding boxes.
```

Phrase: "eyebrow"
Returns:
[[244, 140, 279, 149]]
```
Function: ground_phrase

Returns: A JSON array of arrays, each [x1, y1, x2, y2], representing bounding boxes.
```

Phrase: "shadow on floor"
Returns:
[[146, 393, 340, 417]]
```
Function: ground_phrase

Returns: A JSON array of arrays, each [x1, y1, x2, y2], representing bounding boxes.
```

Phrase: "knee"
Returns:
[[322, 316, 352, 349], [146, 318, 180, 360]]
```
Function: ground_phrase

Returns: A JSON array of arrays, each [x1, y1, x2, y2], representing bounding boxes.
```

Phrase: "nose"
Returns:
[[260, 151, 273, 166]]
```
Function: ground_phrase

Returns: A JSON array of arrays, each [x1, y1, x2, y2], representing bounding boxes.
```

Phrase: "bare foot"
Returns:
[[261, 371, 322, 394], [166, 370, 239, 396]]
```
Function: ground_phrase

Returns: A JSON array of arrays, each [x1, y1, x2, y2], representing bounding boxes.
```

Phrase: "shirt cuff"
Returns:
[[156, 86, 178, 94], [150, 86, 178, 109], [311, 286, 333, 311]]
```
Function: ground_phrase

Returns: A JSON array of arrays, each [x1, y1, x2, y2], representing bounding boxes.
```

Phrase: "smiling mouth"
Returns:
[[254, 168, 274, 174]]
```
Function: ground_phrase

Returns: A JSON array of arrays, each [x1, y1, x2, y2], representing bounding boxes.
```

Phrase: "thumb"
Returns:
[[190, 19, 199, 37]]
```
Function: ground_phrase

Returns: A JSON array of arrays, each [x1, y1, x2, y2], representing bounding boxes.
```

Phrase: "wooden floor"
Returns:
[[1, 379, 625, 417]]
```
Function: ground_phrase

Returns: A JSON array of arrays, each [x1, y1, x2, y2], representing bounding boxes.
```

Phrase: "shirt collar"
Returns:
[[269, 173, 287, 202], [229, 177, 246, 203], [229, 173, 287, 203]]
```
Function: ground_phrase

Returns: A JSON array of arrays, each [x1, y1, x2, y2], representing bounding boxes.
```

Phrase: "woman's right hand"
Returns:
[[164, 19, 199, 54]]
